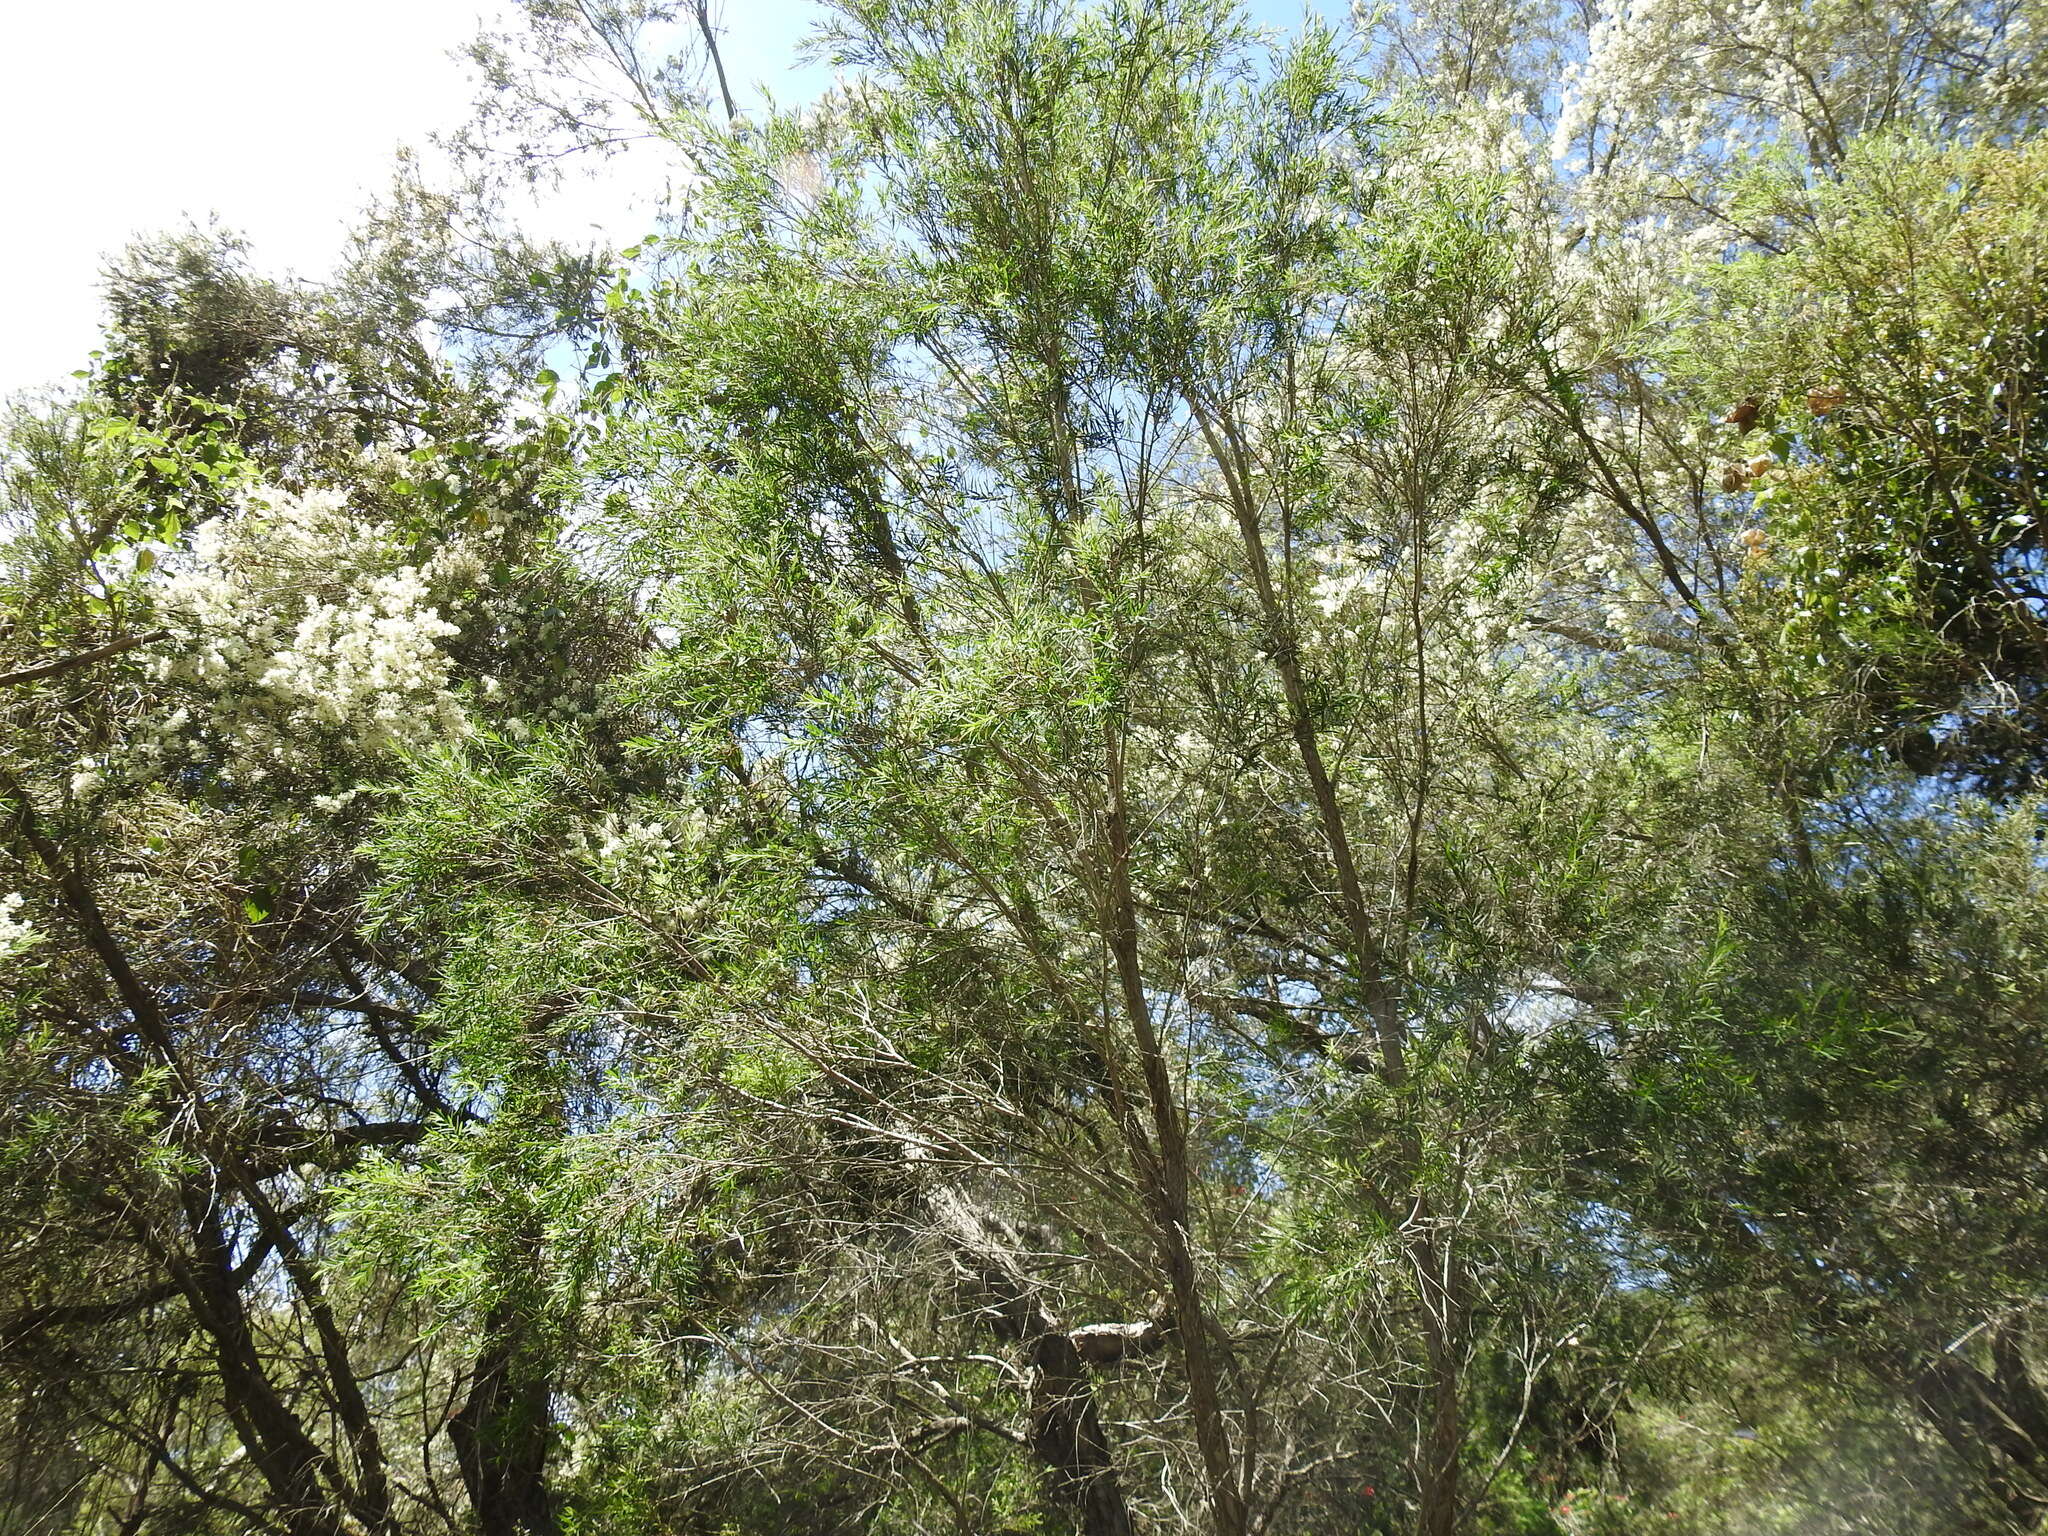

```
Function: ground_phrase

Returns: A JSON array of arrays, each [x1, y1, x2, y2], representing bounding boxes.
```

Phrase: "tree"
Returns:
[[0, 215, 627, 1534]]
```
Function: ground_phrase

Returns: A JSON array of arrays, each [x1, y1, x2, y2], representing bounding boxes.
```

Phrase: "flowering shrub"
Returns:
[[569, 809, 708, 892]]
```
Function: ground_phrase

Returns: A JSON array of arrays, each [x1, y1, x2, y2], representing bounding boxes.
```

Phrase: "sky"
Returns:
[[0, 0, 826, 401], [0, 0, 1337, 402]]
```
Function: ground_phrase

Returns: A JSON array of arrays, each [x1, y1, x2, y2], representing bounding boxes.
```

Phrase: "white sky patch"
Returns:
[[0, 0, 830, 401], [1, 0, 500, 396]]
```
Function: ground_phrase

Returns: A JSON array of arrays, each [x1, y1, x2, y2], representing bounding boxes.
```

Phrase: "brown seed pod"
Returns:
[[1806, 384, 1845, 414], [1721, 464, 1750, 493], [1723, 398, 1760, 429]]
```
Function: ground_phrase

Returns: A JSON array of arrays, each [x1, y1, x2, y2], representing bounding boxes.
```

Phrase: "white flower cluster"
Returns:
[[1314, 546, 1391, 618], [1313, 517, 1503, 629], [570, 809, 708, 889], [0, 893, 36, 963], [1553, 0, 2048, 221], [142, 486, 474, 782]]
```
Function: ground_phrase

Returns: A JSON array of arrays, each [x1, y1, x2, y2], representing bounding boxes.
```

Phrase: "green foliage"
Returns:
[[9, 0, 2048, 1533], [1679, 137, 2048, 792]]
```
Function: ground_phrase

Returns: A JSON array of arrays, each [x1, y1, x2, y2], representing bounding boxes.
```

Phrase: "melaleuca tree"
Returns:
[[1506, 150, 2048, 1514], [351, 4, 1705, 1533], [0, 8, 722, 1529], [1334, 0, 2048, 1519], [0, 209, 639, 1534], [10, 0, 2048, 1530]]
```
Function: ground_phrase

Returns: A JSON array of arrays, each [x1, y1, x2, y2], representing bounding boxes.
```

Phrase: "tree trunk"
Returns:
[[177, 1205, 352, 1536], [1414, 1227, 1467, 1536], [448, 1296, 561, 1536], [932, 1188, 1137, 1536], [1101, 723, 1250, 1536]]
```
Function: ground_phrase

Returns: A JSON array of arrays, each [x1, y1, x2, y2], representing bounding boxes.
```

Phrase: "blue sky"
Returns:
[[0, 0, 1348, 400]]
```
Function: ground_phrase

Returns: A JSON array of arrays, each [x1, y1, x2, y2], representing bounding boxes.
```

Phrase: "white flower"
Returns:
[[1314, 545, 1388, 617], [570, 810, 705, 887], [0, 893, 37, 962]]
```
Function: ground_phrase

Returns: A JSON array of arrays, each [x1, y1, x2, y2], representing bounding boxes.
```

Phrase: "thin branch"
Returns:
[[0, 630, 171, 688]]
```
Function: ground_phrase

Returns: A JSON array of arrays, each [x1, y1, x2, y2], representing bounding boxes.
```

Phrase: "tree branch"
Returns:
[[0, 630, 171, 688]]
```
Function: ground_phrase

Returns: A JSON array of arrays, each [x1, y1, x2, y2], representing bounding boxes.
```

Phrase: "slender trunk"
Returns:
[[451, 1027, 564, 1536], [5, 784, 361, 1536], [177, 1205, 352, 1536], [1195, 395, 1488, 1534], [1415, 1236, 1466, 1536], [232, 1179, 394, 1533], [1189, 405, 1406, 1080], [931, 1188, 1137, 1536], [1102, 723, 1249, 1536], [448, 1296, 561, 1536]]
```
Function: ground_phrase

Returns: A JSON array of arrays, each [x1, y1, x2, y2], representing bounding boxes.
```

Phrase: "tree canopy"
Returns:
[[7, 0, 2048, 1532]]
